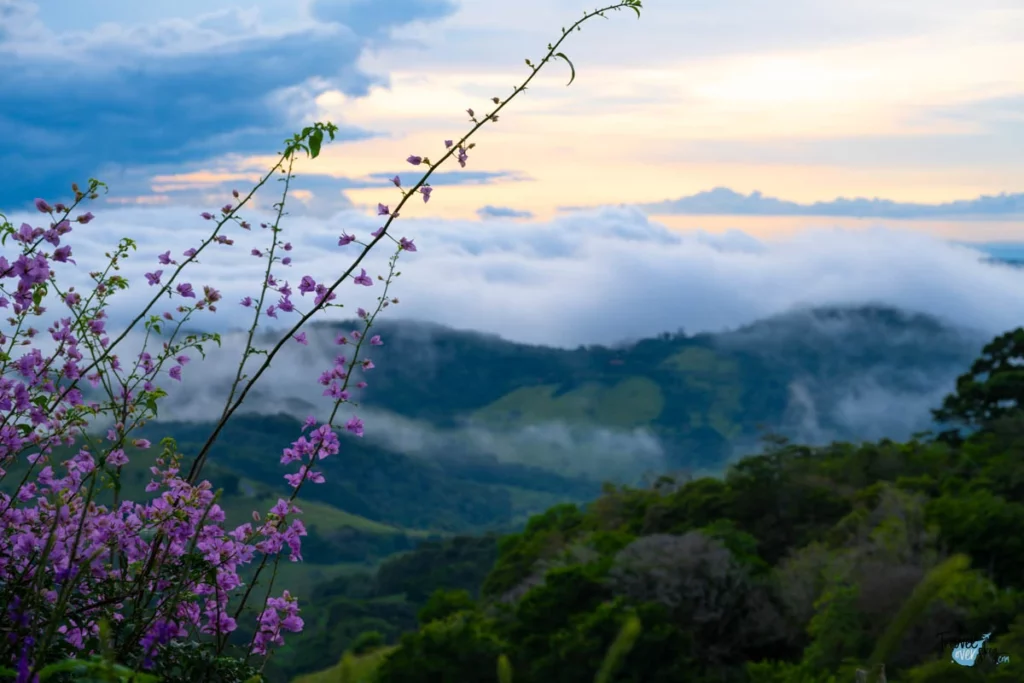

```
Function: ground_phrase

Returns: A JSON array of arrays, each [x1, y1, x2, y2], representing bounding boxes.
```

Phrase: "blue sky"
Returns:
[[3, 0, 1023, 224], [3, 0, 1024, 348]]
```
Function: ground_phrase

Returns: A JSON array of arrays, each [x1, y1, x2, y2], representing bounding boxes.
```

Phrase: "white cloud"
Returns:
[[11, 201, 1019, 481], [8, 202, 1023, 352]]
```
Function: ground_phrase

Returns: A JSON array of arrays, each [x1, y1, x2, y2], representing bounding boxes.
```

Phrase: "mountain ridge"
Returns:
[[137, 303, 986, 493]]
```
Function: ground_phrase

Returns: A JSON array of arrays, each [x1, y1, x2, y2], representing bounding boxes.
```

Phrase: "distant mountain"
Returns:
[[339, 304, 984, 476], [54, 304, 991, 576], [72, 304, 989, 518], [137, 304, 986, 490]]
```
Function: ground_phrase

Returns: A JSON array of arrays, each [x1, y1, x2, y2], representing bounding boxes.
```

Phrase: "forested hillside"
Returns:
[[22, 308, 1007, 682], [281, 329, 1024, 683]]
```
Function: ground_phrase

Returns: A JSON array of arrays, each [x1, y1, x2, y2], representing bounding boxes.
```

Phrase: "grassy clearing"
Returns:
[[473, 376, 664, 429]]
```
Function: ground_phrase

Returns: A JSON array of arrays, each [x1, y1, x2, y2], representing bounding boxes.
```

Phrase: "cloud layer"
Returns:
[[10, 201, 1020, 482], [9, 201, 1024, 351], [628, 187, 1024, 218]]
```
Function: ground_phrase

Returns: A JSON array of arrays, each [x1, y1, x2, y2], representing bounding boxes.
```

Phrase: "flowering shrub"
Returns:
[[0, 2, 642, 681]]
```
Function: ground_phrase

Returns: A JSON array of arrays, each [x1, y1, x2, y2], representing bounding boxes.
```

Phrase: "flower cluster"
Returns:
[[0, 2, 641, 679], [0, 136, 419, 678]]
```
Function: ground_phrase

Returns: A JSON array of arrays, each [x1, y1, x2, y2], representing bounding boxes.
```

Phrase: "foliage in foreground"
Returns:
[[0, 2, 642, 681]]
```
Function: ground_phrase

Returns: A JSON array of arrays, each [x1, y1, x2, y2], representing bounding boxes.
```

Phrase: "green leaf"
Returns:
[[594, 615, 641, 683], [309, 129, 324, 158], [37, 658, 87, 679], [553, 52, 576, 86], [497, 654, 514, 683]]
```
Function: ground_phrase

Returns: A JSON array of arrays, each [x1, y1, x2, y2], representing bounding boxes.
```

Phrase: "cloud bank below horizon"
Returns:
[[619, 187, 1024, 219], [10, 200, 1013, 482], [9, 202, 1024, 350]]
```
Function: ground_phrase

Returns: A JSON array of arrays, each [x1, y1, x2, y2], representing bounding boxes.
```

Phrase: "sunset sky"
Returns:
[[3, 0, 1023, 346], [4, 0, 1023, 235]]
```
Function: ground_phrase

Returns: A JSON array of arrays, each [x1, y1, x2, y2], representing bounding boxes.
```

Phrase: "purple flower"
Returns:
[[406, 155, 422, 165], [176, 283, 195, 298], [293, 332, 308, 346], [53, 245, 74, 263], [353, 269, 373, 286], [106, 449, 129, 467], [346, 416, 364, 437], [444, 139, 453, 148], [420, 186, 432, 203], [390, 175, 401, 187], [338, 232, 355, 247], [399, 237, 417, 252], [34, 198, 52, 213], [377, 203, 390, 216], [145, 271, 163, 286], [158, 250, 173, 265]]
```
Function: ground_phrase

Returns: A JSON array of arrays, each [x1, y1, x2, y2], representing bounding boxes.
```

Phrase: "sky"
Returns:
[[2, 0, 1024, 350], [2, 0, 1023, 221]]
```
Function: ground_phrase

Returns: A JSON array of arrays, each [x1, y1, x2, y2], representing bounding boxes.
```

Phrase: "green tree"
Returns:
[[418, 589, 477, 625], [350, 630, 385, 655], [933, 328, 1024, 434], [373, 613, 507, 683], [926, 491, 1024, 589]]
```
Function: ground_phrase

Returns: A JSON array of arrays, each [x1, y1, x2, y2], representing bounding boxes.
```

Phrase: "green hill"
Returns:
[[50, 305, 983, 595], [295, 340, 1024, 682]]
